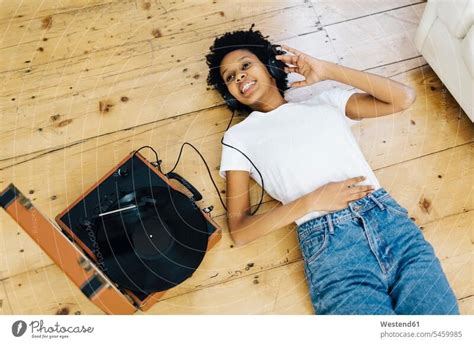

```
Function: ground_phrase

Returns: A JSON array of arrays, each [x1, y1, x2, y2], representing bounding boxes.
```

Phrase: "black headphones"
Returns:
[[222, 43, 287, 111]]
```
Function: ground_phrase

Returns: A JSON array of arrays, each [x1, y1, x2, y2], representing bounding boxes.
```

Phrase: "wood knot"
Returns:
[[57, 119, 73, 128], [41, 16, 52, 30], [419, 197, 431, 213], [55, 307, 70, 315], [245, 262, 254, 271], [151, 28, 162, 38], [99, 100, 114, 114]]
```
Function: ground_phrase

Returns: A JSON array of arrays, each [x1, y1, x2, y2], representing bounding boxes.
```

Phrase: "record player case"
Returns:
[[0, 152, 222, 314]]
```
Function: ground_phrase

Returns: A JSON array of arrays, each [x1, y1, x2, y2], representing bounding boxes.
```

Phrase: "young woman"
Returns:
[[205, 25, 459, 315]]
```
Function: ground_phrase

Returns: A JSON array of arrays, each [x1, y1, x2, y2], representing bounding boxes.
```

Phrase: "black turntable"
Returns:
[[55, 152, 221, 304]]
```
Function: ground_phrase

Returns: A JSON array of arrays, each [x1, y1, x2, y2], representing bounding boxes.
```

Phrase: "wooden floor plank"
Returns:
[[441, 253, 474, 301], [375, 143, 473, 224], [4, 264, 104, 315], [325, 3, 426, 70], [148, 260, 314, 314], [0, 280, 12, 314], [422, 211, 474, 261], [311, 0, 424, 26], [0, 0, 111, 22], [459, 295, 474, 315]]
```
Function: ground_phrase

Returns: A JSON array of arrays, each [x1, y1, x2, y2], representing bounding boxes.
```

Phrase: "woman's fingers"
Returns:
[[280, 44, 304, 56], [349, 191, 372, 201], [288, 80, 307, 88], [284, 66, 299, 74], [344, 176, 366, 187], [352, 185, 374, 194], [277, 44, 308, 65], [347, 186, 374, 203], [347, 188, 373, 200], [276, 54, 298, 66]]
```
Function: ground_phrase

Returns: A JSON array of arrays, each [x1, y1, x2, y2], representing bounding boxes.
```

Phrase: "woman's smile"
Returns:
[[240, 80, 257, 96]]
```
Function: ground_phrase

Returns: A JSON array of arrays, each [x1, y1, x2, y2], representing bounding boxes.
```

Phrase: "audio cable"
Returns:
[[132, 110, 265, 216]]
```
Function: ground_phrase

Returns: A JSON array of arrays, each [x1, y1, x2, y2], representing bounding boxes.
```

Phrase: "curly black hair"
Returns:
[[205, 23, 289, 115]]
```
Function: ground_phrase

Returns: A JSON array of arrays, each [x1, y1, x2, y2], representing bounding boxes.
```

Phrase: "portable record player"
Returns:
[[0, 151, 221, 314]]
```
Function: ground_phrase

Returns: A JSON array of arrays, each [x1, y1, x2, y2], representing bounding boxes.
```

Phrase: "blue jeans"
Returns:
[[296, 187, 460, 315]]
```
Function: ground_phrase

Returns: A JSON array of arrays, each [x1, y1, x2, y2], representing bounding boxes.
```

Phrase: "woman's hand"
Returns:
[[276, 44, 330, 88], [304, 176, 375, 212]]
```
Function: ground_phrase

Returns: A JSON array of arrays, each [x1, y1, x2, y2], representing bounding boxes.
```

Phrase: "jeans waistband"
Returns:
[[297, 187, 391, 238]]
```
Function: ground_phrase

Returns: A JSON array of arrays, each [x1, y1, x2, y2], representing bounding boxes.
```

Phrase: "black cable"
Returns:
[[168, 141, 226, 210], [132, 146, 163, 174], [219, 110, 265, 216], [132, 143, 228, 212], [131, 110, 266, 216]]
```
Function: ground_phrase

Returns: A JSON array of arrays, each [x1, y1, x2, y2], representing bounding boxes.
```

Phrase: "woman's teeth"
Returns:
[[241, 81, 256, 94]]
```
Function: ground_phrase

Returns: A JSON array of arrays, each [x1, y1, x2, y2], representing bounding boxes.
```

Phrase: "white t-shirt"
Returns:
[[219, 86, 382, 226]]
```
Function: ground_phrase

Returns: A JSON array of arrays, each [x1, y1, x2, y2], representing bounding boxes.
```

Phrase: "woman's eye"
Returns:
[[226, 62, 251, 82]]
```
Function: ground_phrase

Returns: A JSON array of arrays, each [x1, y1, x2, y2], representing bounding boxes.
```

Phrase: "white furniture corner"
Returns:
[[415, 0, 474, 122]]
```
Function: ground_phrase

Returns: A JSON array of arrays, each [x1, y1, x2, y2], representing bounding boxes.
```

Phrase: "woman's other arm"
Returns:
[[322, 62, 417, 119], [226, 171, 315, 246], [276, 44, 417, 119], [226, 171, 374, 247]]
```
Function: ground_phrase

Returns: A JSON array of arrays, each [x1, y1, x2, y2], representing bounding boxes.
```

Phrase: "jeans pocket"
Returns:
[[299, 227, 328, 265], [380, 196, 409, 217]]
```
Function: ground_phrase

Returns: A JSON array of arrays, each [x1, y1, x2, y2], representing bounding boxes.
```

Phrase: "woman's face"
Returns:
[[219, 49, 282, 111]]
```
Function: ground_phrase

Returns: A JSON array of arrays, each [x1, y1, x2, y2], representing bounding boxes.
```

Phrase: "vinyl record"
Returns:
[[94, 186, 209, 293]]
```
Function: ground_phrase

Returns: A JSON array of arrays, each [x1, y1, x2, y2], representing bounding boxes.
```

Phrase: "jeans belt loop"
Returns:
[[325, 214, 334, 235], [368, 193, 385, 210]]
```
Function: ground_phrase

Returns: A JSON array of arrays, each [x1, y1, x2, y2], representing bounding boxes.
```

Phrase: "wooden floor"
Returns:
[[0, 0, 472, 315]]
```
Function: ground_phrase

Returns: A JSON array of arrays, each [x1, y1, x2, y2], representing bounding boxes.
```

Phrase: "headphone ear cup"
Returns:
[[223, 91, 239, 110], [267, 44, 286, 80]]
